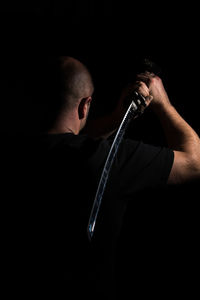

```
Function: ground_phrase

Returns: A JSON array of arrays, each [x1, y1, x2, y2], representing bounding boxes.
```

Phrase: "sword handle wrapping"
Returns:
[[125, 91, 147, 117]]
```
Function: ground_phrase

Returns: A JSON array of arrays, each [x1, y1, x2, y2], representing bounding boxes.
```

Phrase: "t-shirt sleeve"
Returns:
[[110, 139, 174, 198]]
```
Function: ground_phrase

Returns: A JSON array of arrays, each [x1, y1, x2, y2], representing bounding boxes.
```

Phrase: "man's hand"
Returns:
[[136, 72, 171, 109], [114, 80, 153, 121]]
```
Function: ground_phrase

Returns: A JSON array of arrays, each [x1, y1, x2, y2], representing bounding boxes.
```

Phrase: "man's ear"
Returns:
[[78, 97, 92, 119]]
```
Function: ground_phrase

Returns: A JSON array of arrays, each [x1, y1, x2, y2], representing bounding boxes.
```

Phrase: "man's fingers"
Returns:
[[136, 81, 149, 96], [135, 81, 153, 105], [145, 95, 153, 106], [136, 72, 156, 87]]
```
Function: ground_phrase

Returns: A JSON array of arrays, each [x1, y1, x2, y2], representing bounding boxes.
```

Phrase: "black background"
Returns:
[[1, 2, 199, 298], [1, 1, 199, 130]]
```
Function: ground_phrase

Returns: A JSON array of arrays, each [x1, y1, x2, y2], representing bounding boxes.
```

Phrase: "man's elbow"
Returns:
[[168, 151, 200, 185], [190, 152, 200, 179]]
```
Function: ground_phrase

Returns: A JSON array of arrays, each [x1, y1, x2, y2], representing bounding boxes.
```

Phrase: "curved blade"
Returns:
[[87, 91, 146, 240]]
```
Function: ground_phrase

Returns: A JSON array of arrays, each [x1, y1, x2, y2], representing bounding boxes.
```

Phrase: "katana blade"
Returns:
[[87, 91, 147, 240]]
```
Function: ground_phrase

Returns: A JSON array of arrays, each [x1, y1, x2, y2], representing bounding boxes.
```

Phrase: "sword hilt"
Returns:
[[126, 91, 147, 117]]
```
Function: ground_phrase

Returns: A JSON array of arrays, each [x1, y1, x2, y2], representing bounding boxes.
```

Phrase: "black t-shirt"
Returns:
[[1, 133, 174, 299]]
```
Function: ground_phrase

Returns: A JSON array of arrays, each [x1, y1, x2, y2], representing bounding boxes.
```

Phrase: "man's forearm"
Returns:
[[153, 102, 200, 156], [153, 101, 200, 182], [83, 110, 123, 138]]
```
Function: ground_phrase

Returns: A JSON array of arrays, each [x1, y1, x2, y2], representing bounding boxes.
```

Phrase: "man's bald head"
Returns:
[[24, 56, 94, 132], [57, 56, 94, 111]]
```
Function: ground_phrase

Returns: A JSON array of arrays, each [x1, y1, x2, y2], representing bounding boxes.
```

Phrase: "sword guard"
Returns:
[[128, 91, 147, 117]]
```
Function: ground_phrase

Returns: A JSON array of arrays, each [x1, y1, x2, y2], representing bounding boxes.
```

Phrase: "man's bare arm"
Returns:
[[82, 110, 121, 139], [141, 74, 200, 184]]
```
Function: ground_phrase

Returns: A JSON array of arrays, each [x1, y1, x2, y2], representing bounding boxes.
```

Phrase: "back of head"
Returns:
[[23, 56, 94, 132], [58, 56, 94, 109]]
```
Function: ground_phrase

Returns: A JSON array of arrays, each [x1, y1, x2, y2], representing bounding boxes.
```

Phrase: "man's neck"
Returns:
[[48, 112, 80, 135], [48, 125, 79, 135]]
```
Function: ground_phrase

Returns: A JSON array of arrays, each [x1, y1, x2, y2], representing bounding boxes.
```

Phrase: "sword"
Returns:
[[87, 91, 148, 240]]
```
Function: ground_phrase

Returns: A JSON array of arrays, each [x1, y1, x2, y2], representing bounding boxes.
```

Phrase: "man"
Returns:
[[45, 56, 200, 185], [1, 56, 200, 299]]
